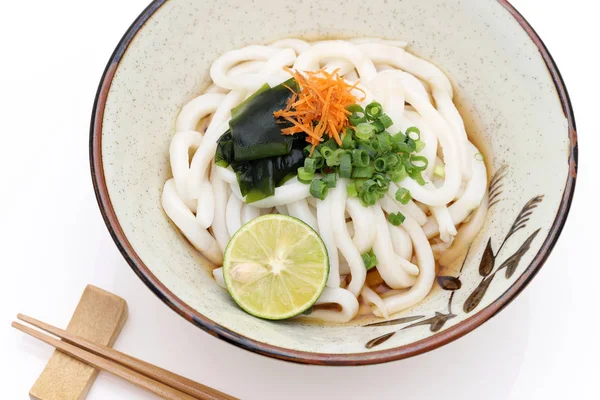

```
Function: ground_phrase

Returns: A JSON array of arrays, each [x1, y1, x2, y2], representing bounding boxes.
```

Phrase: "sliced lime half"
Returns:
[[223, 214, 329, 320]]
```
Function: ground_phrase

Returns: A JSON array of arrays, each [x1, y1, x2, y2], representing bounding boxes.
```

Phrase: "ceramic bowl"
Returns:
[[90, 0, 577, 365]]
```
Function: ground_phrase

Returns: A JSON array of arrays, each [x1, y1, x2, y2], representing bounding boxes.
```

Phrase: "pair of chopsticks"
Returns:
[[12, 314, 237, 400]]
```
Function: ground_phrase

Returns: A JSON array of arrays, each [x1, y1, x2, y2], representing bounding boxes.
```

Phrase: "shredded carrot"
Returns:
[[274, 68, 365, 154]]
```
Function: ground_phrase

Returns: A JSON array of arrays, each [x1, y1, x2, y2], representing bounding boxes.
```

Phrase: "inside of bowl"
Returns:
[[100, 0, 571, 355]]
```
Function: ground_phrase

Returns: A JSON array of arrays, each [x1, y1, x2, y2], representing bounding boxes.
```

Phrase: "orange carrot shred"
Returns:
[[274, 67, 362, 154]]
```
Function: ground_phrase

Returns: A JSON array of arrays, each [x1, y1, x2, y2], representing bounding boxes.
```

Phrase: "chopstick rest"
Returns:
[[29, 285, 128, 400]]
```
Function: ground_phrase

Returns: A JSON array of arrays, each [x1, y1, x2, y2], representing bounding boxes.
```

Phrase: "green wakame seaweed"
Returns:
[[229, 78, 300, 162], [215, 132, 306, 203]]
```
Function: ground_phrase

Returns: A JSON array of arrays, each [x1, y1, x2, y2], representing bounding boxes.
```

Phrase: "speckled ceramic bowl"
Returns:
[[90, 0, 577, 365]]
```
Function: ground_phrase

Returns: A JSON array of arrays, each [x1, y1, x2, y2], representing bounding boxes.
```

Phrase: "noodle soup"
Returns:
[[162, 38, 489, 323]]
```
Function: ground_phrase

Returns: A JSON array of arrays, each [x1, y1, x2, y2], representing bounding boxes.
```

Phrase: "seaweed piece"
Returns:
[[230, 78, 299, 162], [232, 136, 306, 203], [215, 130, 234, 167]]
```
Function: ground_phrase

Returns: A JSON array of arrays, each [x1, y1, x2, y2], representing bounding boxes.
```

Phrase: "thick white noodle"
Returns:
[[175, 93, 225, 133], [389, 224, 413, 261], [379, 70, 462, 205], [294, 41, 377, 83], [372, 205, 419, 289], [210, 45, 284, 91], [405, 110, 438, 179], [240, 204, 260, 225], [323, 59, 356, 77], [164, 39, 488, 322], [210, 168, 231, 253], [228, 60, 265, 77], [345, 197, 376, 254], [310, 287, 359, 323], [213, 267, 227, 289], [423, 144, 488, 238], [170, 131, 203, 212], [357, 43, 471, 178], [367, 70, 411, 134], [226, 194, 243, 237], [204, 83, 228, 94], [189, 89, 246, 228], [270, 39, 311, 54], [214, 165, 237, 184], [430, 205, 457, 244], [287, 200, 318, 232], [373, 216, 436, 317], [317, 194, 340, 288], [361, 286, 389, 319], [339, 251, 351, 275], [330, 180, 366, 297], [161, 179, 222, 265], [382, 187, 428, 226], [275, 205, 288, 215], [229, 177, 310, 208], [438, 192, 489, 267]]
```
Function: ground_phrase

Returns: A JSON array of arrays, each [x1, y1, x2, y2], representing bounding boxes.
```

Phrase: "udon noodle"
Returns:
[[162, 39, 488, 323]]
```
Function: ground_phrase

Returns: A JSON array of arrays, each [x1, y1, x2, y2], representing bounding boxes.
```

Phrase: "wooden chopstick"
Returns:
[[12, 321, 198, 400], [14, 315, 237, 400], [17, 314, 235, 400]]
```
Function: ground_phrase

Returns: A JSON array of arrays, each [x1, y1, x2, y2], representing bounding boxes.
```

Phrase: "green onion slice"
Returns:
[[378, 114, 394, 129], [352, 166, 375, 179], [323, 173, 337, 188], [346, 182, 359, 197], [352, 149, 370, 167], [310, 179, 328, 200], [410, 155, 429, 171], [365, 102, 383, 120], [387, 212, 406, 226], [395, 187, 412, 205], [405, 126, 421, 141], [339, 153, 352, 178], [355, 123, 375, 140], [374, 157, 387, 172]]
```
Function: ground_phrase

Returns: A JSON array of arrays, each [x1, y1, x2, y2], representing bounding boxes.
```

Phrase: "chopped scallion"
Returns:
[[341, 130, 355, 149], [352, 149, 370, 167], [347, 104, 367, 126], [346, 182, 359, 197], [355, 123, 375, 140], [297, 167, 315, 184], [410, 155, 429, 171], [387, 212, 406, 226], [362, 250, 378, 270], [405, 126, 421, 141], [323, 173, 337, 188], [339, 153, 352, 178], [320, 146, 334, 159], [415, 139, 426, 153], [434, 165, 446, 178], [374, 157, 387, 172], [378, 114, 394, 129], [352, 166, 375, 179], [365, 102, 383, 120], [304, 158, 317, 174], [395, 187, 412, 205], [310, 179, 328, 200], [372, 120, 385, 133], [390, 165, 408, 182]]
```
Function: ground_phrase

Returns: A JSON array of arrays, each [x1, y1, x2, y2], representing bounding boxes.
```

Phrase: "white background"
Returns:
[[0, 0, 597, 398]]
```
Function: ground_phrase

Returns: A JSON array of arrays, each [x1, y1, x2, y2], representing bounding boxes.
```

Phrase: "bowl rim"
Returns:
[[90, 0, 578, 366]]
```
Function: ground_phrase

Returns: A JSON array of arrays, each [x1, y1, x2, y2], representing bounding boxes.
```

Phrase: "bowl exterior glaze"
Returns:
[[91, 0, 577, 365]]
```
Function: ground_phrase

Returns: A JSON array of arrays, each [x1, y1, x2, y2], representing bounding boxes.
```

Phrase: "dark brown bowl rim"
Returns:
[[90, 0, 578, 366]]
